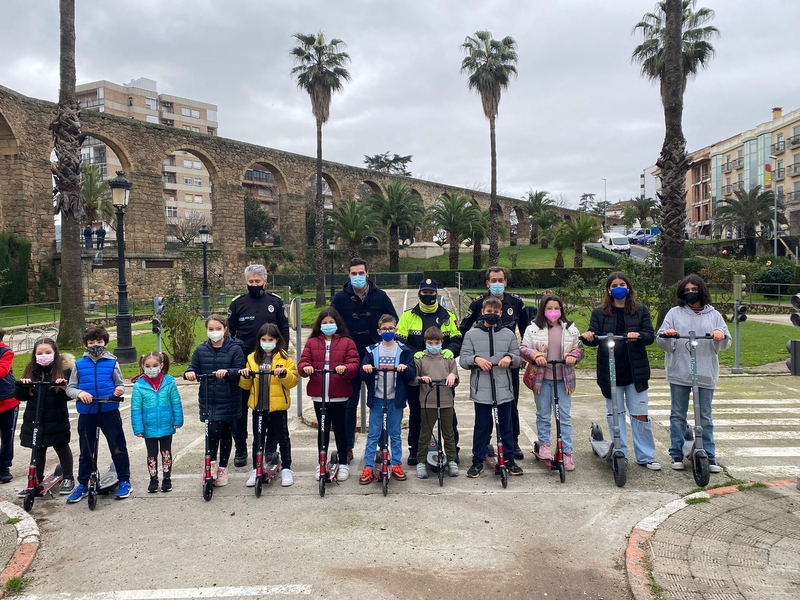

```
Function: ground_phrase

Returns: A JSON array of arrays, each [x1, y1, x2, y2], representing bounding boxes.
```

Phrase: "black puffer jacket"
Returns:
[[331, 280, 398, 356], [14, 357, 75, 448], [582, 304, 654, 399], [186, 337, 245, 422]]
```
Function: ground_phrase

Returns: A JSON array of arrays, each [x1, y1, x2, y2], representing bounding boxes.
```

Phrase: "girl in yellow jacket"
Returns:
[[239, 323, 298, 487]]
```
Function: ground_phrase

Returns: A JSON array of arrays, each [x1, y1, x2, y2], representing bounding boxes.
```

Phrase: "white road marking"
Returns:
[[656, 418, 800, 427], [712, 431, 800, 441], [732, 446, 800, 457], [171, 434, 205, 464], [20, 585, 312, 599], [650, 407, 799, 416]]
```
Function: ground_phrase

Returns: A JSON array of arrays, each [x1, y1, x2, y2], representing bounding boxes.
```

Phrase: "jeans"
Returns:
[[533, 379, 573, 453], [669, 384, 716, 464], [471, 402, 512, 464], [364, 400, 403, 468], [77, 409, 130, 485], [605, 384, 657, 464]]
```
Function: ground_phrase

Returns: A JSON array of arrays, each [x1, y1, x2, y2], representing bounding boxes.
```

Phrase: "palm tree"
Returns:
[[714, 185, 784, 261], [536, 210, 561, 249], [370, 182, 424, 272], [428, 193, 480, 270], [326, 198, 383, 260], [81, 164, 114, 227], [542, 225, 569, 269], [465, 207, 490, 270], [51, 0, 84, 348], [523, 189, 554, 245], [562, 213, 602, 268], [632, 0, 718, 286], [290, 31, 351, 306], [631, 194, 657, 226], [461, 31, 518, 266]]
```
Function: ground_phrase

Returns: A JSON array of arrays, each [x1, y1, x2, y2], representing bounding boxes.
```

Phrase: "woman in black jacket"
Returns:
[[580, 272, 660, 470]]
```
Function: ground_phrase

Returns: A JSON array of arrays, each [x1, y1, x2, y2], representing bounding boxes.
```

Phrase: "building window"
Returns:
[[183, 125, 191, 131], [194, 178, 202, 186], [166, 206, 178, 218], [192, 126, 200, 133], [183, 160, 193, 169], [97, 87, 104, 99], [163, 174, 176, 184], [207, 110, 217, 121], [162, 102, 174, 114], [184, 194, 193, 203], [184, 177, 193, 185], [207, 127, 216, 136], [193, 161, 202, 170], [191, 109, 200, 119], [145, 97, 157, 110], [146, 115, 159, 124], [194, 195, 203, 203], [166, 195, 175, 202], [182, 107, 191, 117], [186, 210, 193, 218], [257, 188, 274, 198], [98, 165, 107, 179]]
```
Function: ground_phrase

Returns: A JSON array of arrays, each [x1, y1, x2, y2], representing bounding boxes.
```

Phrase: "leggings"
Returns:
[[144, 436, 173, 479], [313, 401, 348, 465], [34, 443, 74, 483], [208, 421, 233, 467]]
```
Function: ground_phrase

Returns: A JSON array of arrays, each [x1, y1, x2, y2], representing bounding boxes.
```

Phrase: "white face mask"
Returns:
[[207, 330, 224, 342], [144, 366, 161, 378]]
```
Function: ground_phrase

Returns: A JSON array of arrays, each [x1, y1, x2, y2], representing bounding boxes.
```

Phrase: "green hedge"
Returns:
[[584, 244, 620, 265], [0, 233, 31, 305], [420, 268, 611, 290]]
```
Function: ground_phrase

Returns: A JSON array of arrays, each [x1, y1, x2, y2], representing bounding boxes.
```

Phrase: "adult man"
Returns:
[[459, 266, 531, 459], [331, 258, 398, 462], [396, 279, 461, 465], [83, 225, 93, 249], [95, 226, 106, 249], [228, 264, 289, 468]]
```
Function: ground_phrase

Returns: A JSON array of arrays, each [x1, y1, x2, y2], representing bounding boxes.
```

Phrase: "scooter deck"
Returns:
[[39, 472, 63, 495], [531, 450, 561, 471], [426, 436, 449, 472], [97, 463, 119, 495]]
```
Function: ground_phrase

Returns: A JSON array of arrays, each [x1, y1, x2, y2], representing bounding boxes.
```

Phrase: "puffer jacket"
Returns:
[[459, 325, 521, 405], [15, 354, 75, 448], [186, 337, 244, 422], [239, 351, 298, 412], [520, 322, 584, 394], [131, 374, 184, 438], [409, 352, 459, 409], [297, 334, 360, 398]]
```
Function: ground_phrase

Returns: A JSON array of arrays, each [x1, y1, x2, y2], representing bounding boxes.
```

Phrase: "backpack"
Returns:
[[0, 347, 15, 400]]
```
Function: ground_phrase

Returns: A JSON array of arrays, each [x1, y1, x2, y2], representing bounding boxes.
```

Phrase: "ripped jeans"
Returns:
[[605, 384, 657, 464], [77, 409, 131, 485]]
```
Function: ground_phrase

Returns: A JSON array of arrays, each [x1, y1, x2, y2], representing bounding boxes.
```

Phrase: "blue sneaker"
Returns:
[[66, 483, 88, 503], [116, 481, 132, 499]]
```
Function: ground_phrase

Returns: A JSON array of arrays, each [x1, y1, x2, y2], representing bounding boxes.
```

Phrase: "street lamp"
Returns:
[[199, 224, 210, 319], [769, 154, 779, 257], [328, 239, 336, 300], [108, 171, 136, 364], [602, 178, 607, 231]]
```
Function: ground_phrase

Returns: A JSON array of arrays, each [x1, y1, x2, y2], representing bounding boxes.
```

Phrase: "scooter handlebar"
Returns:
[[310, 368, 340, 375], [657, 333, 712, 339], [240, 367, 279, 379], [183, 373, 218, 380], [88, 397, 123, 404], [425, 379, 449, 386]]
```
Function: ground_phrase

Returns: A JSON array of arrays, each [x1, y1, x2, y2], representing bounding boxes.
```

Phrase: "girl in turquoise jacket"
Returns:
[[131, 352, 184, 493]]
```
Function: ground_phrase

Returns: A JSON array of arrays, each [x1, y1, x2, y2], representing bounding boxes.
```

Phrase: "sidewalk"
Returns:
[[0, 496, 40, 598]]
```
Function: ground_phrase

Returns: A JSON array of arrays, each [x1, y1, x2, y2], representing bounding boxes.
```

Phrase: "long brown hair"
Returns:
[[22, 338, 66, 382], [252, 322, 288, 364], [601, 271, 639, 316], [310, 307, 351, 339], [533, 294, 573, 329]]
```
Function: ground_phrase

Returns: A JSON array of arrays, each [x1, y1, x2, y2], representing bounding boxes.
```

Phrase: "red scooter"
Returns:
[[20, 380, 63, 511], [312, 368, 340, 497], [532, 359, 567, 483]]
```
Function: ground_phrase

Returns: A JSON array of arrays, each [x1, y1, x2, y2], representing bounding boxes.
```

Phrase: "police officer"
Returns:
[[459, 266, 531, 459], [227, 264, 289, 468]]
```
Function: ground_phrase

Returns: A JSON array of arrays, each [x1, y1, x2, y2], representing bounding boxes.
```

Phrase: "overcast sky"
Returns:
[[2, 0, 799, 207]]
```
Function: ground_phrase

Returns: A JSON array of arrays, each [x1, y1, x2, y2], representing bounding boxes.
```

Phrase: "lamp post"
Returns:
[[199, 224, 210, 319], [769, 154, 778, 257], [108, 171, 136, 364], [328, 239, 336, 300], [602, 178, 607, 231]]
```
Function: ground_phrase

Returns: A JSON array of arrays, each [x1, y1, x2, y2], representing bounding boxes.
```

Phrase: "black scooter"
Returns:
[[21, 380, 63, 511], [83, 397, 124, 510], [532, 359, 567, 483], [424, 380, 450, 487]]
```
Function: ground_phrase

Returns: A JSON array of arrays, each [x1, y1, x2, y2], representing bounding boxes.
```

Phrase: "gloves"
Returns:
[[442, 349, 454, 359], [414, 351, 424, 359]]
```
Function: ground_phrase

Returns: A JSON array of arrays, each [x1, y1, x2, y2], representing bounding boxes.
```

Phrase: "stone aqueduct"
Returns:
[[0, 85, 529, 300]]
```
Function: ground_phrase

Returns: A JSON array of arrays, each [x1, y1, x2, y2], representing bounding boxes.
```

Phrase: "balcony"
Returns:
[[722, 162, 733, 173], [789, 163, 800, 177], [772, 140, 785, 154], [732, 181, 744, 192], [787, 191, 799, 203], [790, 135, 800, 149], [733, 157, 744, 169], [244, 169, 275, 183], [721, 184, 733, 195], [775, 167, 785, 181]]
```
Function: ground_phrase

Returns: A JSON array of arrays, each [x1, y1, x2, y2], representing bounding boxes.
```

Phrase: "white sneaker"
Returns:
[[246, 469, 257, 487], [670, 460, 685, 470], [281, 469, 294, 487], [337, 465, 349, 481], [314, 465, 321, 481], [644, 461, 661, 471], [708, 463, 723, 473]]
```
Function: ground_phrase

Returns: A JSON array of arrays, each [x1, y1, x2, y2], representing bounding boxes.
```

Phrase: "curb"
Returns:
[[626, 479, 796, 600], [0, 499, 40, 598]]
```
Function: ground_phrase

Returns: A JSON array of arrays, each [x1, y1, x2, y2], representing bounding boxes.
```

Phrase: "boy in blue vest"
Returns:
[[65, 326, 131, 502]]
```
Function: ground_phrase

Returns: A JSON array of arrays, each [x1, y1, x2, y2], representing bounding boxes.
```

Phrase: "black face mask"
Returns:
[[481, 313, 501, 326], [248, 285, 265, 298], [88, 345, 105, 358], [419, 294, 437, 306], [684, 292, 702, 305]]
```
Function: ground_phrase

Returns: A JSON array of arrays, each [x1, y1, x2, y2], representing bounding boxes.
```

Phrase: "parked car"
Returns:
[[643, 234, 659, 246], [628, 226, 660, 244], [601, 233, 631, 255]]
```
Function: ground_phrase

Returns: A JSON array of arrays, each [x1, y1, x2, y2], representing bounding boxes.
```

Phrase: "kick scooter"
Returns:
[[312, 368, 340, 497], [246, 365, 282, 498], [480, 326, 508, 489], [21, 380, 63, 511], [588, 334, 628, 488], [423, 380, 450, 487], [532, 359, 567, 483], [187, 374, 216, 502], [373, 366, 397, 497], [658, 331, 713, 487], [83, 397, 123, 510]]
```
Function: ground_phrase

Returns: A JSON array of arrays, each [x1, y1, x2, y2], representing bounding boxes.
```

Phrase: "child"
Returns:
[[298, 308, 360, 482], [0, 328, 19, 484], [459, 297, 522, 477], [65, 326, 131, 502], [521, 294, 584, 471], [131, 352, 184, 493], [359, 314, 417, 484], [411, 326, 459, 479], [185, 314, 244, 487], [239, 323, 299, 487], [14, 338, 75, 494]]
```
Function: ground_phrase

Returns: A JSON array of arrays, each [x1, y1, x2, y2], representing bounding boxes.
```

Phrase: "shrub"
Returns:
[[754, 258, 795, 296], [0, 233, 31, 305], [161, 276, 199, 363]]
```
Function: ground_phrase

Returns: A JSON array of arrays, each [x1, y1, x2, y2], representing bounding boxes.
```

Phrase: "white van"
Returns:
[[601, 233, 631, 255]]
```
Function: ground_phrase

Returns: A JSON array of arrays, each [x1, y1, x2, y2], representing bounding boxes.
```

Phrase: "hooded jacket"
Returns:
[[186, 337, 245, 421], [15, 354, 75, 448], [239, 351, 298, 412], [459, 325, 521, 405], [297, 334, 360, 399]]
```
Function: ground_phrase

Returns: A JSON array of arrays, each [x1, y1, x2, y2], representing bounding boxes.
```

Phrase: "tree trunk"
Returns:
[[659, 0, 689, 287], [488, 115, 500, 266], [555, 251, 564, 269], [529, 222, 538, 246], [314, 119, 326, 307], [389, 225, 399, 272], [53, 0, 85, 349], [472, 238, 482, 270], [540, 238, 549, 250], [573, 242, 583, 268], [349, 241, 358, 260], [449, 232, 460, 270], [745, 234, 756, 261]]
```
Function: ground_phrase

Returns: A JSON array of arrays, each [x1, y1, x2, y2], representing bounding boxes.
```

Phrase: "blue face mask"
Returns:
[[320, 324, 338, 336], [489, 283, 505, 296], [260, 342, 276, 352], [380, 331, 395, 342], [350, 275, 367, 290], [610, 286, 629, 300], [426, 344, 441, 354]]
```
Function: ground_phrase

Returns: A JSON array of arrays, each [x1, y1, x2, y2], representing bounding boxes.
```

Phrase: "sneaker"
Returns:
[[507, 460, 524, 476], [448, 462, 459, 477], [116, 481, 132, 499], [0, 472, 13, 484], [281, 469, 294, 487], [215, 467, 229, 487], [233, 448, 248, 468], [708, 462, 723, 473], [670, 459, 685, 471], [417, 463, 428, 479], [147, 478, 159, 493], [66, 483, 89, 503], [642, 461, 662, 471], [160, 478, 172, 493], [17, 488, 28, 497], [359, 467, 374, 485], [538, 442, 552, 461], [564, 453, 575, 471], [391, 465, 407, 481], [59, 478, 75, 495], [406, 455, 418, 466], [467, 462, 483, 478], [17, 487, 42, 498], [513, 447, 524, 461], [246, 469, 257, 487], [337, 464, 349, 481]]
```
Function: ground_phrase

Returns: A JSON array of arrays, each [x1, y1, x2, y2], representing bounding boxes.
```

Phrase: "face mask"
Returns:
[[207, 330, 224, 342], [684, 292, 702, 305], [36, 354, 55, 367], [426, 344, 441, 354], [350, 275, 367, 290], [544, 309, 562, 322], [419, 294, 437, 306], [380, 331, 396, 342], [247, 285, 264, 298], [144, 366, 161, 378], [260, 341, 276, 352], [320, 324, 338, 336], [481, 313, 501, 326], [610, 287, 629, 300], [88, 345, 105, 358], [489, 283, 505, 297]]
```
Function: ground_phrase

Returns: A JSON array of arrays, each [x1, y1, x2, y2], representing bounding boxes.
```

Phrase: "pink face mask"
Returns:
[[544, 309, 562, 323], [36, 354, 55, 367]]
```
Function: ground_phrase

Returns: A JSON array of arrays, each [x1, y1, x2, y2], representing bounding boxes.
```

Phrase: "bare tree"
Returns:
[[167, 213, 208, 247]]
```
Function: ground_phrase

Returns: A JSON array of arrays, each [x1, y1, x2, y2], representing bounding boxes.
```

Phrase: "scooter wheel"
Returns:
[[558, 462, 566, 484], [319, 475, 325, 498], [23, 491, 34, 512], [87, 489, 97, 511], [382, 473, 388, 497], [693, 454, 710, 487], [255, 476, 263, 498], [500, 467, 508, 489], [612, 454, 627, 488], [203, 480, 213, 502], [438, 465, 444, 487]]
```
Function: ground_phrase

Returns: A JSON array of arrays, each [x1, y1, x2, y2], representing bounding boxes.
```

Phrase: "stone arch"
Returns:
[[241, 160, 288, 247], [303, 170, 342, 205], [78, 129, 135, 173], [0, 110, 21, 236], [509, 206, 529, 246], [354, 180, 381, 202]]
